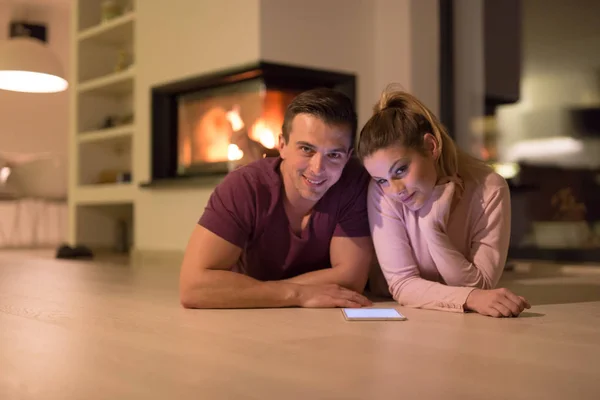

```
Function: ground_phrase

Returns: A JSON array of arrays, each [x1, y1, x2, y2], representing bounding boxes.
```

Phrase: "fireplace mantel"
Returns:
[[139, 174, 226, 189]]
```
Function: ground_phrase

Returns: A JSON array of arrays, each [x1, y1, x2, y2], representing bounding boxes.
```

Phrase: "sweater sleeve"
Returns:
[[367, 183, 475, 313], [426, 183, 511, 289]]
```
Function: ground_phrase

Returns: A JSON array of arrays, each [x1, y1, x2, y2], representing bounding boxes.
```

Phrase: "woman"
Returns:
[[357, 87, 530, 317]]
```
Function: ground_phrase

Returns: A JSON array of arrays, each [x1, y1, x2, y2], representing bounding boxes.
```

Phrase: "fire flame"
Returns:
[[225, 105, 245, 131], [227, 144, 244, 161], [183, 90, 298, 168], [0, 166, 11, 184], [250, 119, 277, 149], [228, 105, 278, 149]]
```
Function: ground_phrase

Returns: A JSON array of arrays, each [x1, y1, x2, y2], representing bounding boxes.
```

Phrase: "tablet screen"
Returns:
[[343, 308, 405, 319]]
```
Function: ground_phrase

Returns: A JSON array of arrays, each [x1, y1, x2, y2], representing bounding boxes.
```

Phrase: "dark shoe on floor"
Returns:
[[55, 244, 94, 259], [72, 245, 93, 258], [56, 244, 76, 259]]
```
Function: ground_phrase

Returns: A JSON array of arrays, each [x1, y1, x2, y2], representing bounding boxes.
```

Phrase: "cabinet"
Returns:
[[484, 0, 522, 110]]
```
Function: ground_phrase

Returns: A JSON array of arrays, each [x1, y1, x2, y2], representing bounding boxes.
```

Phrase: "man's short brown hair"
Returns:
[[281, 88, 357, 149]]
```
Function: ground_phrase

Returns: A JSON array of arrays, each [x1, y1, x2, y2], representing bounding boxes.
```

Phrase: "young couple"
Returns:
[[179, 87, 531, 318]]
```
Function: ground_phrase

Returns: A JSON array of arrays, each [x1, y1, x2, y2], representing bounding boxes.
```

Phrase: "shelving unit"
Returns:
[[69, 0, 137, 254], [78, 12, 135, 45], [78, 67, 135, 96], [75, 183, 136, 205], [78, 124, 134, 143]]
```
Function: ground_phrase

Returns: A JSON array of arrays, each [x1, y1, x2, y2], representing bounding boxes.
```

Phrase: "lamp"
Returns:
[[0, 36, 68, 93]]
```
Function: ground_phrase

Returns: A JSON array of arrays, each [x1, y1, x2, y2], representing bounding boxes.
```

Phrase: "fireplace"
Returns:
[[144, 61, 356, 186]]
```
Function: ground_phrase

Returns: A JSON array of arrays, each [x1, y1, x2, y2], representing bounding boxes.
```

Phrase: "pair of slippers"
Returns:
[[56, 244, 94, 259]]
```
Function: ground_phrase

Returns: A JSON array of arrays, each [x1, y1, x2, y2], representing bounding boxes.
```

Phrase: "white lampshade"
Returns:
[[0, 37, 68, 93]]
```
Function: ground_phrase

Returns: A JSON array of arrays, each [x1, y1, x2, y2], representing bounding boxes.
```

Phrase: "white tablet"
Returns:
[[342, 308, 407, 321]]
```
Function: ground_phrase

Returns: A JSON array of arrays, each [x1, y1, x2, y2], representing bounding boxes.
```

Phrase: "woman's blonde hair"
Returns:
[[356, 85, 488, 184]]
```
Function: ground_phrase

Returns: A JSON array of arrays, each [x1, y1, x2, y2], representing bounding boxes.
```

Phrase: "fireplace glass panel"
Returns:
[[176, 78, 300, 175]]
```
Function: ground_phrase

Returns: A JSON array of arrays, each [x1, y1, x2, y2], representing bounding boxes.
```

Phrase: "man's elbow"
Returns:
[[180, 286, 217, 309], [346, 280, 368, 294], [179, 270, 209, 309], [349, 258, 376, 293], [179, 285, 200, 309], [180, 297, 194, 309], [344, 271, 370, 294]]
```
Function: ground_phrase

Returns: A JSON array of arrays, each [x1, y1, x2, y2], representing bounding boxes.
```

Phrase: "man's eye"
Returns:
[[300, 146, 312, 154], [328, 153, 342, 159]]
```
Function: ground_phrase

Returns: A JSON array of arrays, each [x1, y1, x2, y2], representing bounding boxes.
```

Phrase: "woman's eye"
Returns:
[[376, 179, 387, 185], [394, 166, 408, 176]]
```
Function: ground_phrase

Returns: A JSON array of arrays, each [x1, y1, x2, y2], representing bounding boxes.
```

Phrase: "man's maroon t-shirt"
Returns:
[[198, 156, 371, 281]]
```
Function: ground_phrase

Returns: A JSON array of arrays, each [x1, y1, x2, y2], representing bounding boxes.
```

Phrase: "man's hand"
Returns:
[[296, 284, 373, 308], [465, 288, 531, 317]]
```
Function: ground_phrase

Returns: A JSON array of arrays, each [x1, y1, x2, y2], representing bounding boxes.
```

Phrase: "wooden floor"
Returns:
[[1, 250, 600, 400]]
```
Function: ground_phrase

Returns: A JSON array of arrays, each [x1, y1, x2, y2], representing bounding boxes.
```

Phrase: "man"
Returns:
[[179, 88, 374, 309]]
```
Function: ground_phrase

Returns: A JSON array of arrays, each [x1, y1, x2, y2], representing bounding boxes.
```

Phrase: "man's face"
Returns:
[[279, 113, 353, 203]]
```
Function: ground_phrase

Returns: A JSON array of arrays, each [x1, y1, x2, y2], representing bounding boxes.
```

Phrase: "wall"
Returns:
[[496, 0, 600, 167], [134, 0, 440, 252], [260, 0, 376, 127], [260, 0, 438, 135], [134, 0, 261, 252], [372, 0, 411, 112], [0, 0, 69, 194], [409, 0, 439, 117]]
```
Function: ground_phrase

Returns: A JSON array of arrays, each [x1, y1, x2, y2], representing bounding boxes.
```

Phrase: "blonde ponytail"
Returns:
[[357, 85, 487, 185]]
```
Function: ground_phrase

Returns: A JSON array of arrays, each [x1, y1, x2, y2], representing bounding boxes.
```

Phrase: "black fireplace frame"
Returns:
[[141, 61, 356, 188]]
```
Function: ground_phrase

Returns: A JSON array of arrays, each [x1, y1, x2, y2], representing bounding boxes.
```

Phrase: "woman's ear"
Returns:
[[423, 133, 440, 160]]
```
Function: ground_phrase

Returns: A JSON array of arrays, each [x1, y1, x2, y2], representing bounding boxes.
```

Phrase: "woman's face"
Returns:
[[363, 135, 439, 211]]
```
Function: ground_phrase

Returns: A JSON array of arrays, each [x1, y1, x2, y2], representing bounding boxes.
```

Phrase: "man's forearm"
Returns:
[[284, 267, 367, 293], [180, 269, 301, 309]]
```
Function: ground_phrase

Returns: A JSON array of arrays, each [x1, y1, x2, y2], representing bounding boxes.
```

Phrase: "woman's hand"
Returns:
[[465, 288, 531, 317]]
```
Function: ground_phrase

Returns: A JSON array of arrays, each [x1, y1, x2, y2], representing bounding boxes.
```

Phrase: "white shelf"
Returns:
[[78, 67, 135, 96], [78, 12, 135, 46], [75, 183, 135, 205], [78, 124, 134, 143], [70, 1, 137, 248]]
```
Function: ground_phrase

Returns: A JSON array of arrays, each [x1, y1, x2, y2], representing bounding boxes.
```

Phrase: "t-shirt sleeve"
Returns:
[[198, 170, 256, 248], [333, 161, 371, 238]]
